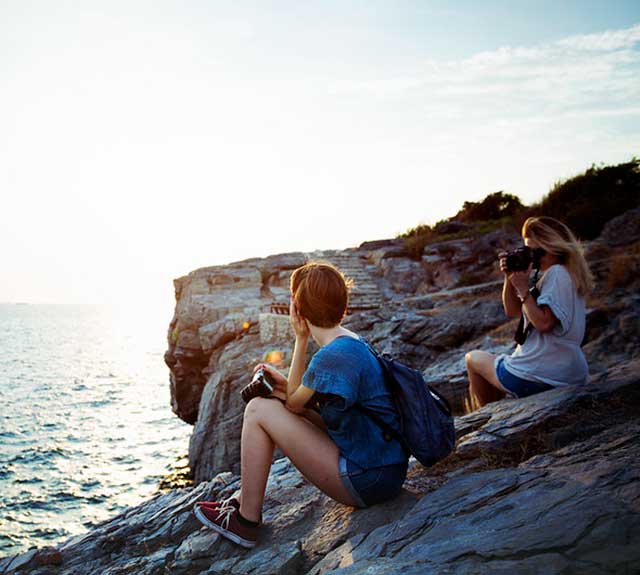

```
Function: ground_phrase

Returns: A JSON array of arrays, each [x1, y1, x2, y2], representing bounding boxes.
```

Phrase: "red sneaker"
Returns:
[[193, 501, 259, 548], [197, 497, 239, 512], [196, 498, 263, 524]]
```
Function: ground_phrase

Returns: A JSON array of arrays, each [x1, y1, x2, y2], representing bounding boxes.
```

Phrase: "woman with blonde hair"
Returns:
[[465, 216, 594, 410], [193, 262, 408, 548]]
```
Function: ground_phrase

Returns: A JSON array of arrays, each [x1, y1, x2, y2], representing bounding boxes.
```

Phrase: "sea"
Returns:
[[0, 303, 192, 558]]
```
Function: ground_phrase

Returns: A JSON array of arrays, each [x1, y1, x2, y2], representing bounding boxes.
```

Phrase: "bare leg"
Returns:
[[465, 350, 507, 411], [300, 408, 327, 431], [233, 407, 326, 510], [239, 397, 357, 522]]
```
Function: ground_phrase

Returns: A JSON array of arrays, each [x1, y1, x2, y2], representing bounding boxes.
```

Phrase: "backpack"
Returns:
[[356, 340, 456, 467]]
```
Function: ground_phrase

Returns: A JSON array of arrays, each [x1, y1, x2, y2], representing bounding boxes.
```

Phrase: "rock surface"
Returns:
[[4, 360, 639, 574], [167, 212, 640, 478], [167, 228, 522, 477]]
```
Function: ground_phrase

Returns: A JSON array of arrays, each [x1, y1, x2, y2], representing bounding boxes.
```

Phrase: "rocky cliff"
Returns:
[[3, 208, 639, 574], [165, 210, 639, 483], [165, 227, 524, 482]]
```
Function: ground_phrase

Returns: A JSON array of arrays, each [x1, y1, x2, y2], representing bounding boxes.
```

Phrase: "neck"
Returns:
[[540, 253, 561, 271], [309, 324, 354, 347]]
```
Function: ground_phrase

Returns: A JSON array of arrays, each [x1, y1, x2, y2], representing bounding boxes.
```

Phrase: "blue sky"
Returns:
[[1, 1, 639, 305]]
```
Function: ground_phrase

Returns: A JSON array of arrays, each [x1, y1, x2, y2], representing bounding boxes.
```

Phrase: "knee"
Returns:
[[465, 351, 477, 368], [244, 396, 280, 422], [244, 396, 269, 420]]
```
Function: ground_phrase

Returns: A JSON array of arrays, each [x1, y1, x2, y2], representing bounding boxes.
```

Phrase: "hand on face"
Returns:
[[289, 298, 310, 339]]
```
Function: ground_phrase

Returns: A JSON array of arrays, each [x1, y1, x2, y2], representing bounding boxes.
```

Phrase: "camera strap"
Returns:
[[514, 269, 540, 345]]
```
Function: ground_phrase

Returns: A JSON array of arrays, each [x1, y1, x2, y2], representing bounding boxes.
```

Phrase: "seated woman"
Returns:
[[466, 216, 593, 411], [194, 262, 408, 548]]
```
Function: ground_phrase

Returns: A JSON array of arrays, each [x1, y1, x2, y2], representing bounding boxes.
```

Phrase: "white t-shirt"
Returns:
[[498, 264, 588, 387]]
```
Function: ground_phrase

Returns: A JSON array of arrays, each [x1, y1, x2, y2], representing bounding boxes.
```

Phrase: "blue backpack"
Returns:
[[357, 340, 456, 467]]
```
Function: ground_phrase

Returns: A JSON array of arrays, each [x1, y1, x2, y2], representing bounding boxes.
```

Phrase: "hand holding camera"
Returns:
[[241, 367, 276, 403], [500, 246, 545, 273], [499, 246, 545, 303], [241, 364, 288, 404]]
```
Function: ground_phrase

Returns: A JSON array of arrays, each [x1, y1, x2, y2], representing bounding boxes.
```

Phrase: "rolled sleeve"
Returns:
[[302, 350, 358, 407], [536, 266, 574, 336]]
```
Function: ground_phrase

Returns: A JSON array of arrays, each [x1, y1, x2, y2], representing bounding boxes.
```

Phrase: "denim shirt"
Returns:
[[302, 335, 407, 469]]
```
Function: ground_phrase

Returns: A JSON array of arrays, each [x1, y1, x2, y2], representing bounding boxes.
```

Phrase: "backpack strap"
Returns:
[[353, 337, 409, 451]]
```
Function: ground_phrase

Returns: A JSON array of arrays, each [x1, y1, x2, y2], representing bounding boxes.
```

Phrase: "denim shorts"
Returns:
[[338, 456, 408, 508], [496, 357, 554, 398]]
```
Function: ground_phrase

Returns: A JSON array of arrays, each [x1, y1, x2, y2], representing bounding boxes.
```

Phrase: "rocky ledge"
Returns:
[[3, 360, 639, 574]]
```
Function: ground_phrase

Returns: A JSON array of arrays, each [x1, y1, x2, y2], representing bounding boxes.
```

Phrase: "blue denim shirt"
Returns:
[[302, 335, 407, 469]]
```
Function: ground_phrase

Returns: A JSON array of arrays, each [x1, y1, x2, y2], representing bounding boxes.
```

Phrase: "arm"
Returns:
[[521, 298, 558, 333], [502, 275, 522, 318], [499, 254, 522, 318], [285, 301, 316, 413], [286, 336, 315, 413], [509, 269, 559, 333]]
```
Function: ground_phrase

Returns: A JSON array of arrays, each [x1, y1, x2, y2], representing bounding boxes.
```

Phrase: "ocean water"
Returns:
[[0, 303, 192, 558]]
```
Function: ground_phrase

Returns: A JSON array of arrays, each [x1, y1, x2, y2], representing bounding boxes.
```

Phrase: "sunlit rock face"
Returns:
[[164, 254, 305, 425]]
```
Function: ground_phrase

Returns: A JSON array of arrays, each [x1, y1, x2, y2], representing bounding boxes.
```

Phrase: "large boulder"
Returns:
[[597, 206, 640, 247]]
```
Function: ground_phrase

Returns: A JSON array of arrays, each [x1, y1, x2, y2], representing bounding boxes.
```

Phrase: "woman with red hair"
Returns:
[[194, 262, 408, 548]]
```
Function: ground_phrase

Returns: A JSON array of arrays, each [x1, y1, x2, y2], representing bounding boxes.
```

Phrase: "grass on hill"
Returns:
[[399, 158, 640, 259]]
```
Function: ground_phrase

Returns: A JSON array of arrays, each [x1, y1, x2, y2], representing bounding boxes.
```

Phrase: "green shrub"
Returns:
[[398, 158, 639, 252], [533, 159, 640, 240], [455, 191, 524, 223], [403, 234, 430, 260], [399, 223, 433, 239], [399, 217, 517, 259]]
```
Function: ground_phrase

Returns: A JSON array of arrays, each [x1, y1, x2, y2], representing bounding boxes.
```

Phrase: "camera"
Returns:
[[503, 246, 545, 272], [241, 367, 276, 403]]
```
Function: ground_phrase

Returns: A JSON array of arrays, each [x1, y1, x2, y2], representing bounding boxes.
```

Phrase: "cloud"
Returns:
[[329, 23, 640, 123], [555, 24, 640, 51]]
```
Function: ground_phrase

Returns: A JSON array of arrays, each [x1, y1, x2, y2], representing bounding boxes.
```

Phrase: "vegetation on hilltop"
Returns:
[[455, 191, 524, 222], [534, 159, 640, 240], [400, 158, 640, 259]]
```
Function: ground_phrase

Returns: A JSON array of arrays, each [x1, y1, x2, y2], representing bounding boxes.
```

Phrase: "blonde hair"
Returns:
[[522, 216, 594, 296]]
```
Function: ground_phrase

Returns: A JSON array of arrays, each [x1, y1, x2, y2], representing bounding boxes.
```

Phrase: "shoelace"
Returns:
[[216, 501, 237, 530]]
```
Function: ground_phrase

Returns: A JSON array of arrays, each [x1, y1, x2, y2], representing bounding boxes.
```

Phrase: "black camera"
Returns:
[[241, 367, 276, 403], [503, 246, 545, 272]]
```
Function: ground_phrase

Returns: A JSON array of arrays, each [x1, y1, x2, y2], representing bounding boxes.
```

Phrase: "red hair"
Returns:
[[290, 262, 352, 327]]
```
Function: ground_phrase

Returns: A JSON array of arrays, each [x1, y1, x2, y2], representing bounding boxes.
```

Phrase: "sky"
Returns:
[[1, 0, 639, 307]]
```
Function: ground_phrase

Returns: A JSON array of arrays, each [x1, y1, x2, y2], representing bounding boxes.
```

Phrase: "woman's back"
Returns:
[[302, 335, 407, 469]]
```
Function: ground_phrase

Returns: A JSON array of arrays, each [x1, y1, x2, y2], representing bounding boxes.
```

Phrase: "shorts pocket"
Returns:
[[349, 468, 384, 492], [347, 462, 407, 507]]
